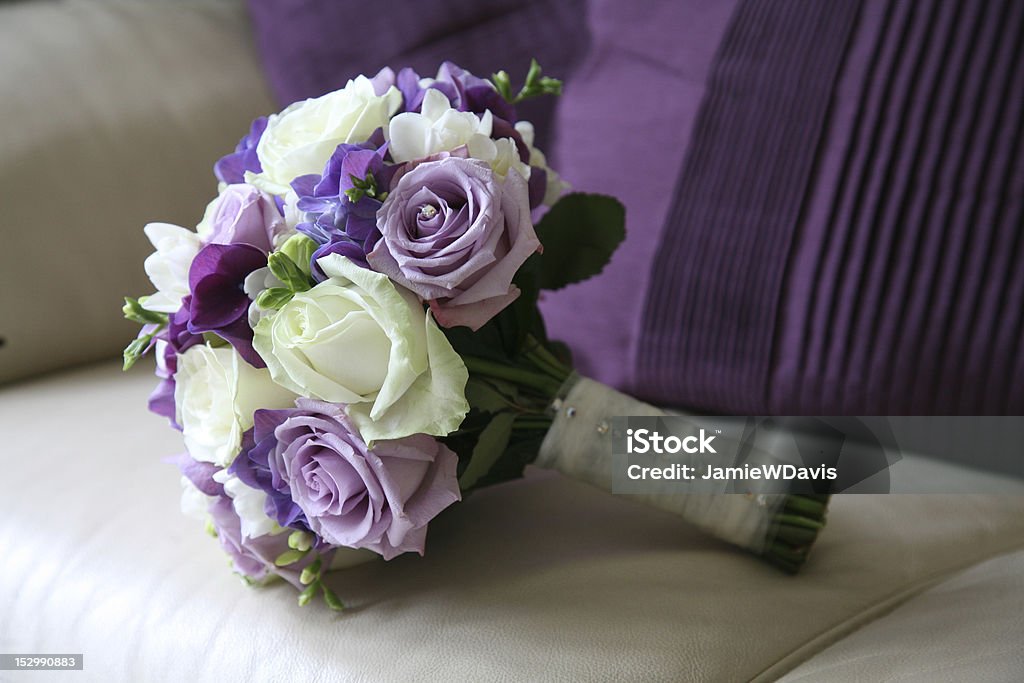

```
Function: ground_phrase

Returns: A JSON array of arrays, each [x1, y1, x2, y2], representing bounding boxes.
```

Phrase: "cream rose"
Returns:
[[249, 76, 402, 195], [253, 254, 469, 443], [175, 345, 297, 467]]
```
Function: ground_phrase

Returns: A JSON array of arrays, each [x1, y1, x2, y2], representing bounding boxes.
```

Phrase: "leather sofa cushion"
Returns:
[[2, 361, 1024, 680]]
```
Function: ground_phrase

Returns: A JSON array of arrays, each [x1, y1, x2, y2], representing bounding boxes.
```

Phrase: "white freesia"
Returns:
[[515, 120, 570, 206], [179, 476, 215, 522], [387, 88, 494, 163], [175, 345, 297, 467], [243, 266, 285, 329], [214, 470, 277, 539], [466, 135, 530, 180], [249, 76, 402, 195], [253, 254, 469, 443], [280, 189, 304, 241], [140, 223, 201, 313]]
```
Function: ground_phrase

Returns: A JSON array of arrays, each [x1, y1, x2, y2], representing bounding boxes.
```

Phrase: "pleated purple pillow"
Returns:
[[540, 0, 1024, 415], [245, 0, 588, 151]]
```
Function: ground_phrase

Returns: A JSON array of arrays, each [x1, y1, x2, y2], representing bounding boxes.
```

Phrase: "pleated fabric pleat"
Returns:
[[637, 0, 1024, 415]]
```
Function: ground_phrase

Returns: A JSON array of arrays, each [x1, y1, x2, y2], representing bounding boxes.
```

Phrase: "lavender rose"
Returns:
[[241, 399, 460, 560], [367, 157, 541, 330], [201, 183, 285, 252]]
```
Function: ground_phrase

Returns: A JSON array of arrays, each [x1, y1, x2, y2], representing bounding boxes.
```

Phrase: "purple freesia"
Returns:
[[214, 117, 267, 185], [165, 451, 225, 497], [240, 399, 461, 560], [230, 423, 310, 533], [292, 141, 396, 277], [398, 62, 516, 122], [185, 243, 266, 366], [208, 495, 326, 588], [148, 307, 202, 428]]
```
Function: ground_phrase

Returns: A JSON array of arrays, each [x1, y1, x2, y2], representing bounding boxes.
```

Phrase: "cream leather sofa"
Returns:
[[2, 2, 1023, 681]]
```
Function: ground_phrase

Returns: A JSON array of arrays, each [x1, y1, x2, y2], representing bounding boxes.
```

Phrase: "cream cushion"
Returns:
[[0, 0, 275, 384], [2, 361, 1024, 681]]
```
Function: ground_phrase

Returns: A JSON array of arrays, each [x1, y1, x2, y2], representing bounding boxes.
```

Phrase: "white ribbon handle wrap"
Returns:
[[536, 376, 784, 554]]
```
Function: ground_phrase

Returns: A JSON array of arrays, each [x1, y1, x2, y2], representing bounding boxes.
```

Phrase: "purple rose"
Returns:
[[367, 157, 541, 330], [185, 243, 267, 366], [205, 184, 284, 252], [246, 399, 460, 559], [214, 117, 267, 185]]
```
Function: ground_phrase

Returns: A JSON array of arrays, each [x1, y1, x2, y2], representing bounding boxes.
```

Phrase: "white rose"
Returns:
[[214, 470, 277, 540], [140, 222, 201, 313], [514, 121, 570, 206], [253, 254, 469, 443], [248, 76, 402, 195], [387, 88, 494, 163], [175, 345, 297, 467]]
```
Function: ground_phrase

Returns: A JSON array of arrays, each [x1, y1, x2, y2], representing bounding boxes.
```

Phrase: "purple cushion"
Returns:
[[544, 0, 1024, 415], [245, 0, 1024, 415], [245, 0, 588, 150]]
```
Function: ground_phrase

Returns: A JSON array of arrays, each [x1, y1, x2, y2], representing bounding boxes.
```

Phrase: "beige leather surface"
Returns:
[[780, 548, 1024, 682], [0, 0, 275, 384], [3, 361, 1024, 682]]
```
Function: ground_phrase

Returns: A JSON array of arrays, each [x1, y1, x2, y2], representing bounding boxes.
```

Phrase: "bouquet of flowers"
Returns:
[[124, 61, 828, 609]]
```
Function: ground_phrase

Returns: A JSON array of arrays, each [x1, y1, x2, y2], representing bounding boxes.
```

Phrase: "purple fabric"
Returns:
[[245, 0, 589, 151], [538, 0, 740, 390], [637, 0, 863, 412], [246, 0, 1024, 415]]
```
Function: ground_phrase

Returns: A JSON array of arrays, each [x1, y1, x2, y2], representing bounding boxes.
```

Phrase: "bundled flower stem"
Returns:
[[451, 336, 830, 573]]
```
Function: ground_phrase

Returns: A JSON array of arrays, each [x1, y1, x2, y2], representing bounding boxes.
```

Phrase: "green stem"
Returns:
[[463, 356, 563, 396], [523, 335, 572, 382], [761, 494, 831, 574]]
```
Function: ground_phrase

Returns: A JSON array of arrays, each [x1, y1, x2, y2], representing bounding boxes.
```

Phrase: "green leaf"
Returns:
[[123, 297, 168, 325], [458, 412, 516, 490], [470, 433, 545, 489], [255, 287, 294, 310], [534, 193, 626, 291], [274, 548, 307, 567], [268, 251, 312, 293], [464, 377, 519, 412]]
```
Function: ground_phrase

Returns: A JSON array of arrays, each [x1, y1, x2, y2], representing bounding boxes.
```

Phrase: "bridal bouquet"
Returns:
[[124, 61, 828, 609]]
